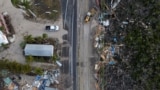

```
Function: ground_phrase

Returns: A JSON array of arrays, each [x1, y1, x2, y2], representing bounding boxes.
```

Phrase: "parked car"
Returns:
[[45, 25, 59, 31]]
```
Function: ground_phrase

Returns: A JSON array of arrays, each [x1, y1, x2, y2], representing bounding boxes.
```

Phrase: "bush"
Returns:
[[0, 59, 31, 74], [34, 68, 43, 75]]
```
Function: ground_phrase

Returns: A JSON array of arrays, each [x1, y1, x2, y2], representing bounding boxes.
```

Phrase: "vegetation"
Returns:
[[11, 0, 31, 9], [0, 59, 31, 74], [1, 43, 9, 49], [34, 68, 43, 75], [23, 34, 58, 45], [0, 26, 4, 31], [3, 14, 15, 34], [30, 0, 61, 20], [22, 34, 60, 63], [11, 0, 61, 21], [0, 59, 43, 75], [97, 0, 160, 90], [26, 55, 34, 65], [123, 0, 160, 89]]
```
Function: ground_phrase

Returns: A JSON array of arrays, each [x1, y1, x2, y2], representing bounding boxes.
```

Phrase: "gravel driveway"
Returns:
[[0, 0, 67, 64]]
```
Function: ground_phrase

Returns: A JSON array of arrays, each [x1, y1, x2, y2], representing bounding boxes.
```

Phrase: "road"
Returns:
[[61, 0, 97, 90], [77, 0, 97, 90], [61, 0, 77, 90]]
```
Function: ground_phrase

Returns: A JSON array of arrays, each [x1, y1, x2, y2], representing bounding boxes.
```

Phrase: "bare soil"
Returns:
[[0, 0, 67, 64]]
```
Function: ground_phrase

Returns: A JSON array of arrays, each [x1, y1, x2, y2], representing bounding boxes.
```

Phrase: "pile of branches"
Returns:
[[4, 15, 15, 34]]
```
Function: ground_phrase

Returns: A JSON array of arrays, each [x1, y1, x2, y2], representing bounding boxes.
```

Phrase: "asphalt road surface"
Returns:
[[61, 0, 97, 90], [61, 0, 77, 90]]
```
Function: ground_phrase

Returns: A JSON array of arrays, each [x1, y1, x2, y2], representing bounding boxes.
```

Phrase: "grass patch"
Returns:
[[11, 0, 61, 21]]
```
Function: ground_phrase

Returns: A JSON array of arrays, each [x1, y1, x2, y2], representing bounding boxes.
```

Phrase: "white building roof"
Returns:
[[0, 31, 8, 46], [24, 44, 54, 57]]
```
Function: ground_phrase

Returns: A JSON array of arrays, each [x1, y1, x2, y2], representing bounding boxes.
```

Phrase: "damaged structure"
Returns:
[[93, 0, 136, 90], [22, 69, 60, 90]]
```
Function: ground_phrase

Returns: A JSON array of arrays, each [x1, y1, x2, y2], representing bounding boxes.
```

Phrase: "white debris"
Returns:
[[102, 20, 110, 27], [122, 21, 129, 25], [45, 11, 51, 14], [111, 0, 121, 9], [56, 61, 62, 67]]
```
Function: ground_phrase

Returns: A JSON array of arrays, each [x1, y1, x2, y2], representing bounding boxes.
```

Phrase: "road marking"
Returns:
[[64, 0, 69, 25], [71, 10, 74, 79]]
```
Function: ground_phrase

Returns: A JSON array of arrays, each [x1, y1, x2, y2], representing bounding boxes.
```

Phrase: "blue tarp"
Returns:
[[113, 37, 117, 43], [111, 45, 115, 54], [35, 75, 41, 81], [108, 61, 116, 65]]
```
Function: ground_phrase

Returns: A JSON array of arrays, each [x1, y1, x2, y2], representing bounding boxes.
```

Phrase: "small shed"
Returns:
[[24, 44, 54, 57]]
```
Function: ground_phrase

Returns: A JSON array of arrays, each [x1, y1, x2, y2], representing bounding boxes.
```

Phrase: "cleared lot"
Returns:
[[0, 0, 67, 63]]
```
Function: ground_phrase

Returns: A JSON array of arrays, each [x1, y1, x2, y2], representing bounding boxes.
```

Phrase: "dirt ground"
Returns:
[[0, 0, 67, 64], [77, 0, 98, 89]]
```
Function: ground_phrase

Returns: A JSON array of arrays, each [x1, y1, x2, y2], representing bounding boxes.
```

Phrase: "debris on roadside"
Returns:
[[93, 0, 136, 89]]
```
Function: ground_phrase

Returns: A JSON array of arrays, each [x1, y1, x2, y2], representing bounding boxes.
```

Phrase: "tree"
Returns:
[[24, 35, 35, 43]]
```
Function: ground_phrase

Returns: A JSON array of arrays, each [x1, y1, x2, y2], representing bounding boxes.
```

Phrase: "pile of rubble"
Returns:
[[0, 69, 61, 90], [93, 0, 136, 90], [22, 69, 60, 90]]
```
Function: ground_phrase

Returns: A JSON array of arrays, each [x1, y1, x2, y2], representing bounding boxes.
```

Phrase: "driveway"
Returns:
[[0, 0, 67, 63]]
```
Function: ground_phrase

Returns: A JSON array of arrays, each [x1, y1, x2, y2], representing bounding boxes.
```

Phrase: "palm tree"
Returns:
[[42, 33, 48, 43], [24, 35, 35, 43]]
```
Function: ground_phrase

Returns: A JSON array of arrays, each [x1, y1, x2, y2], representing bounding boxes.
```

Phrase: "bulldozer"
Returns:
[[84, 7, 97, 23]]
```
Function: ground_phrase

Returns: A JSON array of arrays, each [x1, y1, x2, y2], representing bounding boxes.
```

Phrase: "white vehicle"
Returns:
[[45, 25, 59, 31]]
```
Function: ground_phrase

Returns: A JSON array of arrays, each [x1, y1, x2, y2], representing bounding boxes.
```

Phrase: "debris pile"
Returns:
[[93, 0, 136, 90], [0, 68, 61, 90], [22, 69, 60, 90], [0, 12, 15, 47]]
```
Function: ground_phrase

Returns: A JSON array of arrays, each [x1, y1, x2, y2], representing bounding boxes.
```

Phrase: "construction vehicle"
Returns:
[[84, 7, 97, 23]]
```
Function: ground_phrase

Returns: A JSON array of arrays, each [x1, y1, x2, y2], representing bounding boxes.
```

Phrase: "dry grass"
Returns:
[[11, 0, 61, 21]]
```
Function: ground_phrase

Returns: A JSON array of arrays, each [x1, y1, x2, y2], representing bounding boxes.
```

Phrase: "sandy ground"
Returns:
[[77, 0, 98, 89], [0, 0, 67, 64]]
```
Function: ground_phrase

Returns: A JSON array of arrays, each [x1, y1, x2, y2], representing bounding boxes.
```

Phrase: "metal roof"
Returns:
[[24, 44, 54, 57], [3, 77, 12, 86], [45, 87, 57, 90]]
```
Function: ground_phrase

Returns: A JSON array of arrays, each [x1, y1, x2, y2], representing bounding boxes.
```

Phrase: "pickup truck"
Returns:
[[45, 25, 59, 31]]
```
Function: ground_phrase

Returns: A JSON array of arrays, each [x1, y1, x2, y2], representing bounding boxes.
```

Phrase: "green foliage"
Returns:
[[124, 4, 160, 90], [11, 0, 30, 9], [20, 41, 26, 49], [21, 0, 31, 9], [22, 34, 58, 46], [11, 0, 61, 21], [52, 54, 58, 63], [11, 0, 20, 6], [42, 33, 48, 40], [123, 0, 160, 89], [0, 59, 31, 74], [1, 43, 9, 49], [24, 34, 34, 43], [0, 26, 4, 30], [26, 55, 34, 65], [34, 67, 43, 75]]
